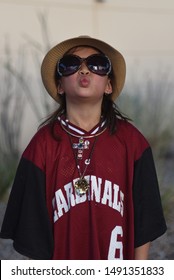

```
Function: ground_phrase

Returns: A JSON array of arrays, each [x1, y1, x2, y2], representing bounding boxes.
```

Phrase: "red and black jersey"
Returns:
[[0, 118, 167, 259]]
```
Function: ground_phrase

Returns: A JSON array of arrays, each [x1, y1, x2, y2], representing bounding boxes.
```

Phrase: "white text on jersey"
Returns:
[[53, 175, 124, 223]]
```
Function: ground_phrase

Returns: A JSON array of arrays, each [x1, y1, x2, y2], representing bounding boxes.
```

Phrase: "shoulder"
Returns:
[[117, 119, 148, 142], [22, 122, 61, 161], [26, 121, 61, 146], [23, 124, 51, 151], [116, 119, 150, 159]]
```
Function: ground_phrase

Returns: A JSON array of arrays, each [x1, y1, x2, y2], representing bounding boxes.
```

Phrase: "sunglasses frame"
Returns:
[[57, 53, 112, 77]]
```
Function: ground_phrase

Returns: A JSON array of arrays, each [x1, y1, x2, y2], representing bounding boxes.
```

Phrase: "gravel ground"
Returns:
[[0, 202, 173, 260]]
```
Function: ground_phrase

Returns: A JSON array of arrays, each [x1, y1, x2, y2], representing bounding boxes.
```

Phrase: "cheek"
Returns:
[[61, 76, 76, 90], [94, 77, 110, 90]]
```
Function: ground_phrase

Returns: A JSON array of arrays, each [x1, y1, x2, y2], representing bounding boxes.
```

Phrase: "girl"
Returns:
[[0, 36, 167, 260]]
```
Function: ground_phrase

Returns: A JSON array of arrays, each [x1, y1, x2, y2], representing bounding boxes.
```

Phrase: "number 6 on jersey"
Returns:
[[108, 226, 123, 259]]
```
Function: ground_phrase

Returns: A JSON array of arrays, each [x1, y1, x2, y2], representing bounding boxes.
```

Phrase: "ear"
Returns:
[[104, 78, 112, 95], [57, 80, 65, 95]]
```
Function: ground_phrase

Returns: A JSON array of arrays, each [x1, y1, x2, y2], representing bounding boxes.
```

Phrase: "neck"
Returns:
[[66, 103, 102, 131]]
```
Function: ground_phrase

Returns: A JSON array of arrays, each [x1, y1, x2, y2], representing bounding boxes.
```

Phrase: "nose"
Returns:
[[79, 61, 90, 75]]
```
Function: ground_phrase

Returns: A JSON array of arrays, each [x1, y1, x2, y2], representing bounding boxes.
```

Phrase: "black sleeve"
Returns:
[[133, 147, 167, 248], [0, 157, 54, 259]]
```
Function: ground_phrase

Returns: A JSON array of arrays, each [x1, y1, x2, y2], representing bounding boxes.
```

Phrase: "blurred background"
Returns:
[[0, 0, 173, 259]]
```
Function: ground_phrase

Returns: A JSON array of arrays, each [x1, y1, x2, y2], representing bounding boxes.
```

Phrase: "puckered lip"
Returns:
[[79, 76, 90, 87]]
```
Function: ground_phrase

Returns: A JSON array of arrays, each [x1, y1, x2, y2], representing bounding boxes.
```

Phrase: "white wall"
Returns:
[[0, 0, 174, 149]]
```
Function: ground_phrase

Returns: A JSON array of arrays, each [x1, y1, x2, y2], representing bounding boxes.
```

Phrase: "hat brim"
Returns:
[[41, 36, 126, 102]]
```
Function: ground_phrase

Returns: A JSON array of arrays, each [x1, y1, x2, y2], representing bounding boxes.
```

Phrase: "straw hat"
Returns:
[[41, 35, 126, 102]]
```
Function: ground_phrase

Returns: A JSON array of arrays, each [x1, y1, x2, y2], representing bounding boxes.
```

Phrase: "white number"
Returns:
[[108, 226, 123, 259]]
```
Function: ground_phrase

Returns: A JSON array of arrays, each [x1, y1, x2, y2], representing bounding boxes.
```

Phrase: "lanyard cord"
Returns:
[[68, 135, 98, 179], [61, 116, 104, 196]]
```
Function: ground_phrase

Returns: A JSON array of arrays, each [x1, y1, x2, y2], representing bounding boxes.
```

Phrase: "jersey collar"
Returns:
[[58, 116, 106, 137]]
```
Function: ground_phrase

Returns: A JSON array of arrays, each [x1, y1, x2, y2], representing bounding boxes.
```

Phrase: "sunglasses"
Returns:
[[57, 53, 112, 77]]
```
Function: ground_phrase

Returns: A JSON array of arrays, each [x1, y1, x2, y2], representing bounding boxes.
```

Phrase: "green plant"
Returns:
[[0, 157, 18, 200]]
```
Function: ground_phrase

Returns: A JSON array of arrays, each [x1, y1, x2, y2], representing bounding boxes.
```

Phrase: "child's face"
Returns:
[[58, 47, 112, 104]]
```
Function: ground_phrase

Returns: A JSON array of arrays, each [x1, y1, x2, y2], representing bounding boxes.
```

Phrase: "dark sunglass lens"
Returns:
[[58, 55, 80, 76], [87, 55, 111, 75]]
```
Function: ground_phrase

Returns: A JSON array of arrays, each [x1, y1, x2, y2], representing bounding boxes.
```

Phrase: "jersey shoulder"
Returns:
[[116, 119, 150, 160], [22, 122, 61, 170]]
